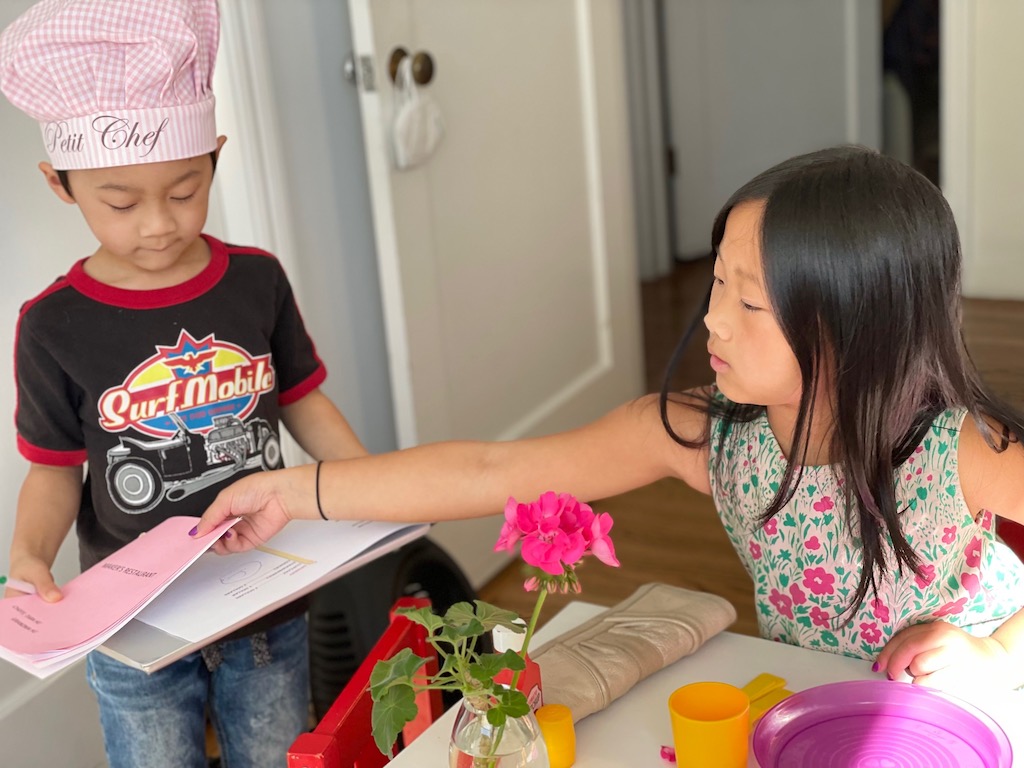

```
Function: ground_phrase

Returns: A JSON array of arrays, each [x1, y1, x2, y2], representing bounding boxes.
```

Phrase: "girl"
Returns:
[[195, 146, 1024, 691]]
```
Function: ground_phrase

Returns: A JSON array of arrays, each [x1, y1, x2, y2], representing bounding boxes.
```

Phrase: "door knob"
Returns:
[[388, 47, 435, 86]]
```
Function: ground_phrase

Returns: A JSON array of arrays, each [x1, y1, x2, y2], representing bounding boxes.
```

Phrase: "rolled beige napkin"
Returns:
[[531, 582, 737, 722]]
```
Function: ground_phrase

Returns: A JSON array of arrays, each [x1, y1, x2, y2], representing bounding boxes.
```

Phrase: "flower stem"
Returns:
[[510, 588, 547, 690]]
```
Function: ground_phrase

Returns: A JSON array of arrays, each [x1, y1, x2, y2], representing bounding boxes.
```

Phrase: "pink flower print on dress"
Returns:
[[789, 584, 807, 605], [870, 598, 890, 623], [812, 496, 834, 513], [933, 597, 968, 617], [804, 536, 820, 551], [915, 563, 936, 589], [966, 536, 982, 568], [802, 567, 836, 596], [769, 588, 794, 619], [979, 510, 993, 531], [942, 526, 957, 545], [961, 572, 981, 598], [810, 606, 831, 628], [749, 541, 762, 560], [859, 622, 882, 644], [763, 518, 778, 536]]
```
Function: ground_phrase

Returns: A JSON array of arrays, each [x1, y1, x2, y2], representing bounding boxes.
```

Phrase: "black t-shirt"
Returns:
[[15, 235, 325, 634]]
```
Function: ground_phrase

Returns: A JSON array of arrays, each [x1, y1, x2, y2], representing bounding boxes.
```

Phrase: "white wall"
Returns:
[[0, 1, 391, 764], [960, 0, 1024, 299], [663, 0, 880, 258], [0, 3, 107, 764], [249, 0, 396, 454]]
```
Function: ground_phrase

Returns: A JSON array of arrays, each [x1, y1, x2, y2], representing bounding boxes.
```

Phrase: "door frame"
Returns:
[[208, 1, 311, 468], [940, 0, 973, 270], [215, 0, 975, 422]]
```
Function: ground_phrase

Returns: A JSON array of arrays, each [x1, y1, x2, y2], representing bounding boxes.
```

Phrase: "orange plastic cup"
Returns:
[[667, 682, 750, 768], [535, 704, 575, 768]]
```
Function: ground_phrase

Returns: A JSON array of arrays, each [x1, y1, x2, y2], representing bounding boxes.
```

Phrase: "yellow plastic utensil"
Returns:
[[741, 673, 792, 727]]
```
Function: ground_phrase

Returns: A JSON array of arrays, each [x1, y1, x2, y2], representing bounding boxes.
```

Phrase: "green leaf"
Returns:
[[371, 685, 418, 756], [498, 689, 530, 719], [472, 601, 527, 632], [369, 648, 430, 699], [395, 606, 445, 634], [471, 650, 525, 683], [916, 487, 928, 500], [441, 618, 485, 641], [486, 707, 508, 728]]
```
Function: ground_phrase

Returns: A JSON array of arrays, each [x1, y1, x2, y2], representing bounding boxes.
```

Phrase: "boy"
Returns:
[[0, 1, 366, 765]]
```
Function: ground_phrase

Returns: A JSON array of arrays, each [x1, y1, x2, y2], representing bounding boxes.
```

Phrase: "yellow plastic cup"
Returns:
[[667, 682, 750, 768], [535, 704, 575, 768]]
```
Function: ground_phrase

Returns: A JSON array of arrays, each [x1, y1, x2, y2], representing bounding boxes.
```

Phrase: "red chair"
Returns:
[[288, 597, 444, 768]]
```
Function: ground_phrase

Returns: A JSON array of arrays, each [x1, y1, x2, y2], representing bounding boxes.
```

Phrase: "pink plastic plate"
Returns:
[[752, 680, 1012, 768]]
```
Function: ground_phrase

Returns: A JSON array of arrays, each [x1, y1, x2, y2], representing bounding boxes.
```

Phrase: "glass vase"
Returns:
[[449, 697, 550, 768]]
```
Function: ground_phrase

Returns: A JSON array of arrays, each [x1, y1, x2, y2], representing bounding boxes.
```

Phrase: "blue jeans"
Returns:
[[87, 615, 310, 768]]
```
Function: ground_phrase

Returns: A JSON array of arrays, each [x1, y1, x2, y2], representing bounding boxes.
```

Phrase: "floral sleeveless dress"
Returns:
[[709, 407, 1024, 660]]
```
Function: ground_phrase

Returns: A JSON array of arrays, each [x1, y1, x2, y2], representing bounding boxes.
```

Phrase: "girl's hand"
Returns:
[[5, 557, 62, 602], [192, 470, 302, 554], [875, 621, 1012, 692]]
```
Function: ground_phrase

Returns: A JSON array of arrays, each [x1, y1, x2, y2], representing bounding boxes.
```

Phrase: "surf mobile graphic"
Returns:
[[98, 331, 282, 514]]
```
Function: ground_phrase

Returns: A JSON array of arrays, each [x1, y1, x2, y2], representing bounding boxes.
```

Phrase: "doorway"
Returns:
[[882, 0, 941, 186], [632, 0, 941, 394]]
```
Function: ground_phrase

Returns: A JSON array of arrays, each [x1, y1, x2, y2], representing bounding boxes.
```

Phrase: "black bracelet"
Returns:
[[315, 460, 328, 520]]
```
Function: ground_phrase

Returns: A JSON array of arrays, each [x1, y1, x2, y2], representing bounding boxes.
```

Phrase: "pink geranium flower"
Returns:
[[942, 526, 957, 544], [495, 491, 620, 580], [494, 492, 621, 674]]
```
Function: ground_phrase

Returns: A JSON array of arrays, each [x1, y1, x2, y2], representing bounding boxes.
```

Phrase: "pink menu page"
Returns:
[[0, 516, 233, 655]]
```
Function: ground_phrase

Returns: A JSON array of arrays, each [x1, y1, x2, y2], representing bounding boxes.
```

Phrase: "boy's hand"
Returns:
[[5, 557, 62, 602], [875, 620, 1014, 692]]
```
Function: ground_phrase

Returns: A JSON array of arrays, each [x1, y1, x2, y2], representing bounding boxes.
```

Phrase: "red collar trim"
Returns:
[[66, 234, 229, 309]]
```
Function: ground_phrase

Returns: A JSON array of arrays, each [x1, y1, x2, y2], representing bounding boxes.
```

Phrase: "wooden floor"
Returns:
[[479, 257, 1024, 638]]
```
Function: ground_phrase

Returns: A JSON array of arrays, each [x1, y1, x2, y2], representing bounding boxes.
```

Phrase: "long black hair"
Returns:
[[660, 145, 1024, 621]]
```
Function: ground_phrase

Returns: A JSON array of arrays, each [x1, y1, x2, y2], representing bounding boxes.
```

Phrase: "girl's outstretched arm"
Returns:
[[194, 393, 711, 553], [875, 416, 1024, 691]]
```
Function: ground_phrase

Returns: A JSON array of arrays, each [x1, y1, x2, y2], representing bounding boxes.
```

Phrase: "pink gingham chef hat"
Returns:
[[0, 0, 219, 169]]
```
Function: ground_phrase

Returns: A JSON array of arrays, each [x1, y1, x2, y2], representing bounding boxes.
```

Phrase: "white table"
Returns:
[[389, 602, 1024, 767]]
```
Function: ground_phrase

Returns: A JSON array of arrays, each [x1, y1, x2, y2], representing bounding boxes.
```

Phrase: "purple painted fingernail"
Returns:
[[886, 672, 894, 681], [224, 530, 233, 539], [871, 662, 879, 672], [188, 526, 198, 536]]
